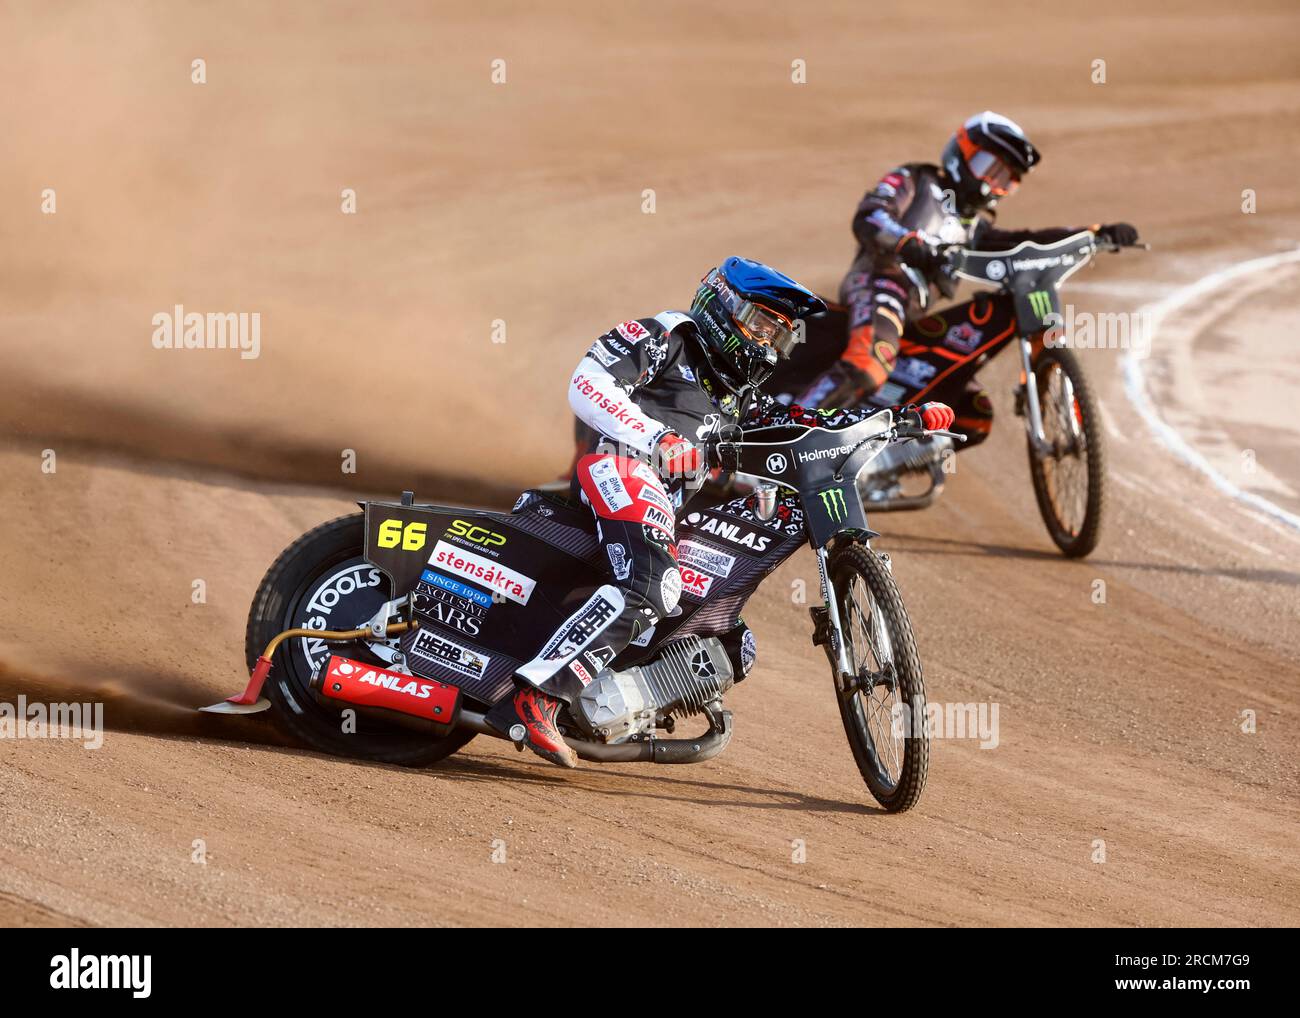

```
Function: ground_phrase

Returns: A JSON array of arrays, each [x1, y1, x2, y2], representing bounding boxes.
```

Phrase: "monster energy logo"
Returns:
[[817, 487, 848, 522], [1027, 289, 1053, 320]]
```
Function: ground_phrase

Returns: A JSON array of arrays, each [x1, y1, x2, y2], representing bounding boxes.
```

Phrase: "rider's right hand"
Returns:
[[1095, 222, 1140, 247], [657, 432, 702, 476]]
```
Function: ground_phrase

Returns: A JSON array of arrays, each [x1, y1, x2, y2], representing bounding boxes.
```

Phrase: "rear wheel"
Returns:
[[830, 543, 928, 812], [1026, 347, 1105, 558], [245, 513, 475, 765]]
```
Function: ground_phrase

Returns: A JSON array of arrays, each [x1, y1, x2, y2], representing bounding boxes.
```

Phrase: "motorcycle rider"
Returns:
[[486, 257, 952, 767], [801, 110, 1140, 445]]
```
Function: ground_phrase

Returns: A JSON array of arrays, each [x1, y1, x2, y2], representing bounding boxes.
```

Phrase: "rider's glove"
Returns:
[[1095, 222, 1140, 247], [918, 401, 955, 432], [896, 232, 944, 277], [656, 432, 702, 476]]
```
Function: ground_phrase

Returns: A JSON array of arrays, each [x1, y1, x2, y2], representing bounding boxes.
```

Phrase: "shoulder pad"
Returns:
[[653, 311, 695, 334]]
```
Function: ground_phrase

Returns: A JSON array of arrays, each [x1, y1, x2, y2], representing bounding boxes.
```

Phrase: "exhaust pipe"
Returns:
[[311, 655, 461, 737], [459, 707, 733, 764]]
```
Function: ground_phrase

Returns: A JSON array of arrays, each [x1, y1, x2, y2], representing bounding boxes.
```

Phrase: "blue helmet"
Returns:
[[690, 256, 827, 388]]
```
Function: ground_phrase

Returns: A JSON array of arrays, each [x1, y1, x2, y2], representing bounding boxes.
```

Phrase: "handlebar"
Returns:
[[707, 415, 965, 472]]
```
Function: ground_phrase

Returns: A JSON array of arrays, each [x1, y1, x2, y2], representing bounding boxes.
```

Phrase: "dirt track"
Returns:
[[2, 1, 1298, 926]]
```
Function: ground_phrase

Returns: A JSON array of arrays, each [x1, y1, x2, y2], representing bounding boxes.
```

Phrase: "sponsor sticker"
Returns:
[[571, 374, 649, 437], [616, 320, 650, 344], [413, 581, 489, 637], [678, 566, 712, 599], [893, 357, 938, 388], [741, 628, 757, 675], [677, 539, 735, 578], [583, 645, 615, 672], [325, 657, 457, 712], [569, 659, 594, 687], [631, 461, 659, 485], [677, 362, 696, 382], [681, 513, 772, 553], [407, 631, 491, 681], [446, 519, 507, 551], [631, 625, 655, 648], [642, 505, 674, 533], [589, 342, 621, 367], [607, 542, 632, 580], [428, 542, 535, 605], [944, 321, 983, 353], [638, 481, 674, 516], [588, 458, 633, 512], [420, 569, 494, 609], [540, 590, 624, 661], [660, 567, 684, 608]]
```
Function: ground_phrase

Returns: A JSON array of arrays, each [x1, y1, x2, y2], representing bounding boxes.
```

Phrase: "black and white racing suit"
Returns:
[[802, 161, 1090, 434], [515, 313, 746, 705]]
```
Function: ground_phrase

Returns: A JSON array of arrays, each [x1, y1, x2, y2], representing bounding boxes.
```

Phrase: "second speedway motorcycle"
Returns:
[[769, 233, 1141, 558], [203, 407, 953, 812]]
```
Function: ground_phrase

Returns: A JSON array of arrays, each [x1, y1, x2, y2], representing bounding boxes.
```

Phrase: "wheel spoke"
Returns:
[[840, 567, 905, 786], [1037, 364, 1090, 536]]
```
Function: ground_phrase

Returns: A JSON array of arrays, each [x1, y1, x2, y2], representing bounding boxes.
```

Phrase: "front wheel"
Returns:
[[1026, 346, 1105, 558], [830, 543, 929, 813]]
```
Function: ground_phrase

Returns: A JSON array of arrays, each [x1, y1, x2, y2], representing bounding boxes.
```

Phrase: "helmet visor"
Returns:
[[967, 149, 1020, 197], [735, 301, 801, 358]]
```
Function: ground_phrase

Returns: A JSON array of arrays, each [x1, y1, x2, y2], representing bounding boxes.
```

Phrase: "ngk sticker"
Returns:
[[616, 320, 649, 343], [679, 566, 714, 599]]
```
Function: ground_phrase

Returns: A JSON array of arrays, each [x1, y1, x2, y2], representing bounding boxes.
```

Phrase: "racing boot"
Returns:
[[485, 683, 578, 769]]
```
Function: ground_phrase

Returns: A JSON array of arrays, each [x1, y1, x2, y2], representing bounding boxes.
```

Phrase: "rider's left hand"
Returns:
[[1095, 222, 1140, 247], [919, 402, 955, 432]]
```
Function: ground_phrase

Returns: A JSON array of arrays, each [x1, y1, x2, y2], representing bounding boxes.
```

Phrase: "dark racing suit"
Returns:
[[515, 313, 744, 706], [803, 162, 1089, 445]]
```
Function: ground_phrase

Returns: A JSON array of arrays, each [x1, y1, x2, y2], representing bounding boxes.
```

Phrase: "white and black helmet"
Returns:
[[941, 111, 1040, 211]]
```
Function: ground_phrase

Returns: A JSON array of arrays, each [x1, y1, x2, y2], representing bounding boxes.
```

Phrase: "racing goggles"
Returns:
[[733, 300, 800, 357], [966, 149, 1021, 197]]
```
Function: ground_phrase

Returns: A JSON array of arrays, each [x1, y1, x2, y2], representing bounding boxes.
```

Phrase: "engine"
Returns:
[[575, 636, 734, 743]]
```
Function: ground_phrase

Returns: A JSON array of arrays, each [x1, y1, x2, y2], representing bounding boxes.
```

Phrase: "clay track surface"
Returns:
[[1, 1, 1298, 926]]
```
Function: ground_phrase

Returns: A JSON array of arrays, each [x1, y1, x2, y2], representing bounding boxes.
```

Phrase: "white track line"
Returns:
[[1121, 247, 1300, 533]]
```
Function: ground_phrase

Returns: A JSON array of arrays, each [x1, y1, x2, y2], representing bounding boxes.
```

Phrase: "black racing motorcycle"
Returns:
[[202, 406, 956, 812], [765, 233, 1143, 558]]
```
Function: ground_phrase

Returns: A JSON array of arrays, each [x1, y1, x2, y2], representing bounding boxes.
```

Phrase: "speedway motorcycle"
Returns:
[[202, 407, 957, 812], [768, 233, 1143, 558]]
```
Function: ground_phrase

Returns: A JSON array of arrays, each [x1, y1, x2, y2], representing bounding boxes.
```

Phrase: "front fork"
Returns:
[[816, 545, 855, 690], [1019, 335, 1053, 458]]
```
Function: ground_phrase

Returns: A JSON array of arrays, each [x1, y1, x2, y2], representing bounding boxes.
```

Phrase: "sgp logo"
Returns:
[[447, 519, 507, 548], [765, 453, 788, 474]]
